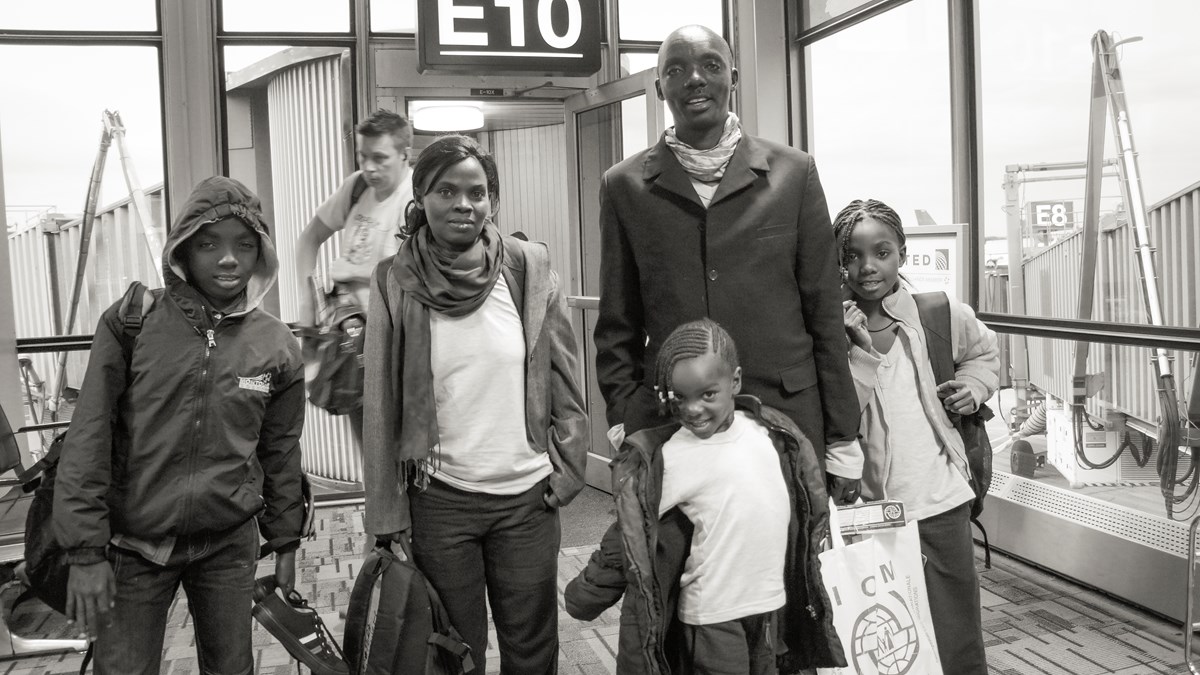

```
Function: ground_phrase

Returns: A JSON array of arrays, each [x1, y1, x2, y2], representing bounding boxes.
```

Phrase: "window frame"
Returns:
[[788, 0, 1200, 351]]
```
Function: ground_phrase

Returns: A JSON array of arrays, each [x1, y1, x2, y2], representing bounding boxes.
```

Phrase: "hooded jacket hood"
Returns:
[[163, 176, 278, 313]]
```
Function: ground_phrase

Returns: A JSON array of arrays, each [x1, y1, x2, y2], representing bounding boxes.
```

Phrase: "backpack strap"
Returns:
[[423, 573, 476, 672], [913, 291, 993, 566], [373, 259, 393, 310], [350, 172, 370, 206], [116, 281, 157, 362], [913, 291, 954, 386]]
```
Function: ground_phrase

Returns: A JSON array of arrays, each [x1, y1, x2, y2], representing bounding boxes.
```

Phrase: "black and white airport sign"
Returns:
[[418, 0, 602, 76]]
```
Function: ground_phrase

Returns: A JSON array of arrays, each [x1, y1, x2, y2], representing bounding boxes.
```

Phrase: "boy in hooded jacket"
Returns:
[[52, 176, 306, 674], [565, 319, 845, 675]]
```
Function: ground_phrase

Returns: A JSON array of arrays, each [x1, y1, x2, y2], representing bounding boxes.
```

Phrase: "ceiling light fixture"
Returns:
[[411, 102, 485, 132]]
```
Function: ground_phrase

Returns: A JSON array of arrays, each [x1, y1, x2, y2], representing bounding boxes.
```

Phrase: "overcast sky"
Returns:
[[3, 0, 1199, 243]]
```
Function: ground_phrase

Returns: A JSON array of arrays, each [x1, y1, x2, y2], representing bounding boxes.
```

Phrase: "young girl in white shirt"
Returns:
[[565, 319, 845, 674], [836, 198, 999, 675]]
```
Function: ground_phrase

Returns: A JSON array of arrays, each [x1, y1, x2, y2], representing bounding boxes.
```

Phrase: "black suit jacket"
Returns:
[[593, 133, 859, 454]]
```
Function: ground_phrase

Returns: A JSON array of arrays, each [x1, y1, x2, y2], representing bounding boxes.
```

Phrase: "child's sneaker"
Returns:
[[252, 576, 349, 675]]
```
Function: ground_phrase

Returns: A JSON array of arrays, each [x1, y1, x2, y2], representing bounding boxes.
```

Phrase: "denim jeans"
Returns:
[[94, 519, 258, 675], [409, 477, 560, 675], [918, 500, 988, 675]]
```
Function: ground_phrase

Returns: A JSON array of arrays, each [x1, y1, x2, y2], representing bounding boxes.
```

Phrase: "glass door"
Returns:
[[565, 68, 667, 492]]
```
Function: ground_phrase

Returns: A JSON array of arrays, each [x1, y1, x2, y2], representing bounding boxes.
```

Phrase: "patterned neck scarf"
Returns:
[[392, 222, 504, 480], [664, 112, 743, 182]]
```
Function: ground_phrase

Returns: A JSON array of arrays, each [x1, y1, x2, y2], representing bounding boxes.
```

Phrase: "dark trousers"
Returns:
[[918, 501, 987, 675], [409, 477, 560, 675], [679, 611, 777, 675], [94, 519, 258, 675]]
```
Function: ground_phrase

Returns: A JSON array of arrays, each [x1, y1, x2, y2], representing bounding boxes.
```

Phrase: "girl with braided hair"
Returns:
[[836, 198, 998, 674], [565, 319, 845, 675]]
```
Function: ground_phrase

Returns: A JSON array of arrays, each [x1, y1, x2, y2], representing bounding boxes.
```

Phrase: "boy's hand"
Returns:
[[66, 560, 115, 638], [842, 301, 872, 351], [827, 474, 861, 505], [274, 550, 296, 595], [937, 380, 978, 415]]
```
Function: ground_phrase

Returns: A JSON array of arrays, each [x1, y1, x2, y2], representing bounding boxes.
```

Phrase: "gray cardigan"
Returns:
[[362, 234, 589, 535]]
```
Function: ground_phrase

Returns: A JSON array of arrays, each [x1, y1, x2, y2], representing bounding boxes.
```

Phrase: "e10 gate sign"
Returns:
[[418, 0, 602, 76]]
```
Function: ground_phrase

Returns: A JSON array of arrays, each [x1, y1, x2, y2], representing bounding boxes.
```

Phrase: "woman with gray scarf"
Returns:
[[361, 134, 588, 674]]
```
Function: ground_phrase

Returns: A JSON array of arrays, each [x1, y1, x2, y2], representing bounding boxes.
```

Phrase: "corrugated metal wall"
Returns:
[[8, 191, 165, 393], [1024, 182, 1200, 429], [484, 124, 573, 281], [267, 53, 349, 326], [263, 52, 361, 483]]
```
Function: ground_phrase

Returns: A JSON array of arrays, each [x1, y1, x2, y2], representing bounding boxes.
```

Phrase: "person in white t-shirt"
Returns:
[[565, 319, 845, 675], [295, 110, 414, 443], [838, 199, 998, 675], [296, 110, 414, 319], [363, 134, 588, 675]]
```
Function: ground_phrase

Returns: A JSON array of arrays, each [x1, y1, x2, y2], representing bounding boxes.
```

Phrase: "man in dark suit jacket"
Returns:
[[594, 24, 862, 498]]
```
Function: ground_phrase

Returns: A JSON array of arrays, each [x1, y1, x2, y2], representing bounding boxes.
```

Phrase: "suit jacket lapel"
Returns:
[[710, 135, 770, 207], [642, 138, 703, 208]]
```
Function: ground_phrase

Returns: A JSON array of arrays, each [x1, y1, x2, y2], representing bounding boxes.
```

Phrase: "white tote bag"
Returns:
[[816, 501, 943, 675]]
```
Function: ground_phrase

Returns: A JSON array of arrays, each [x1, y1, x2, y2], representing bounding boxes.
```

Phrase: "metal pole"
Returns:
[[1003, 166, 1029, 426], [1186, 515, 1200, 672], [104, 110, 164, 282], [1093, 30, 1183, 513], [1072, 35, 1110, 408], [51, 124, 111, 408]]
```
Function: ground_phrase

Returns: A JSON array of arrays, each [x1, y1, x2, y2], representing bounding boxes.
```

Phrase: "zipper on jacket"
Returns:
[[184, 324, 215, 532]]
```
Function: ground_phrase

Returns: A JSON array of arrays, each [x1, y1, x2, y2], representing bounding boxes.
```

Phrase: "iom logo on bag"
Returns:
[[848, 589, 922, 674]]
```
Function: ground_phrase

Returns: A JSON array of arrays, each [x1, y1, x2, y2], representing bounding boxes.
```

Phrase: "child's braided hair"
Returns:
[[832, 199, 907, 270], [652, 318, 739, 415]]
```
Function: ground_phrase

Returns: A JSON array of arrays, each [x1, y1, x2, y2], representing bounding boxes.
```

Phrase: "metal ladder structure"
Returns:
[[49, 110, 164, 411]]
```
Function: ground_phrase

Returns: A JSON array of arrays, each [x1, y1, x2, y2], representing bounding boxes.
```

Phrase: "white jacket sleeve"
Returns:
[[950, 301, 1001, 411]]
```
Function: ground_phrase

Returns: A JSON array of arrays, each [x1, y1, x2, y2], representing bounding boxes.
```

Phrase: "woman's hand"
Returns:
[[937, 380, 979, 415], [842, 300, 872, 351], [379, 530, 413, 561]]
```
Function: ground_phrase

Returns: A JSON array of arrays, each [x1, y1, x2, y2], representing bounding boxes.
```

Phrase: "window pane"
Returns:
[[979, 0, 1200, 330], [994, 333, 1199, 520], [807, 0, 951, 228], [222, 0, 350, 33], [800, 0, 881, 32], [222, 45, 353, 325], [620, 51, 657, 77], [371, 0, 417, 33], [616, 0, 722, 42], [0, 0, 157, 31], [2, 45, 165, 438]]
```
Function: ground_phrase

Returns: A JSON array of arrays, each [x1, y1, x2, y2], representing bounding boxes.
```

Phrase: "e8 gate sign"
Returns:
[[418, 0, 602, 76]]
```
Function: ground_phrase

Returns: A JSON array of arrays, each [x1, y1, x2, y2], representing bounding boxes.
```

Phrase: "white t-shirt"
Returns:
[[317, 170, 414, 309], [689, 177, 719, 208], [877, 337, 975, 521], [429, 274, 551, 494], [659, 411, 790, 625]]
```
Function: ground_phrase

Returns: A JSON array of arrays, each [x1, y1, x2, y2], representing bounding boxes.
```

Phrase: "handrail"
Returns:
[[1186, 515, 1200, 672], [567, 295, 599, 310]]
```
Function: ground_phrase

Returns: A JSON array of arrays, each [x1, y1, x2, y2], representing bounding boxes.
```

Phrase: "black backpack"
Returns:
[[21, 281, 158, 614], [300, 283, 365, 416], [343, 542, 474, 675], [913, 292, 995, 566]]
